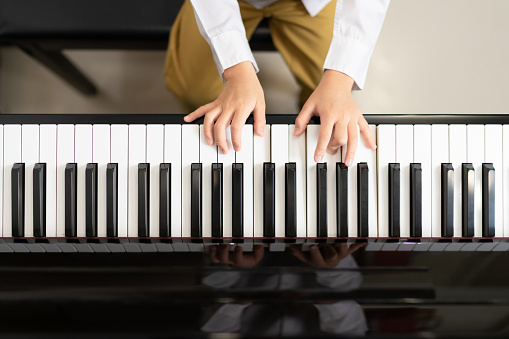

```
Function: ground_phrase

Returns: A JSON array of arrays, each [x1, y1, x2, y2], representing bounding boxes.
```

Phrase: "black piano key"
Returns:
[[159, 163, 171, 237], [285, 163, 297, 238], [212, 163, 223, 238], [65, 163, 77, 237], [263, 162, 275, 237], [482, 163, 495, 237], [357, 162, 369, 238], [316, 163, 327, 238], [441, 163, 454, 237], [388, 163, 400, 237], [85, 163, 98, 237], [106, 163, 118, 238], [232, 163, 244, 237], [336, 162, 348, 237], [138, 163, 150, 237], [12, 163, 25, 237], [462, 163, 475, 237], [33, 163, 46, 237], [410, 163, 422, 237], [191, 163, 202, 237]]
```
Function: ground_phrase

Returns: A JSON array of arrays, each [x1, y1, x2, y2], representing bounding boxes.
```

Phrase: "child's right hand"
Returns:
[[184, 61, 266, 154]]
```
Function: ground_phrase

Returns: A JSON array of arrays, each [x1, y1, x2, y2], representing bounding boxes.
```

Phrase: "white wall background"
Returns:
[[0, 0, 508, 114]]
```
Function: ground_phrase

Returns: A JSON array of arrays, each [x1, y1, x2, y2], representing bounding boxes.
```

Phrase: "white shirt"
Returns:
[[190, 0, 390, 90]]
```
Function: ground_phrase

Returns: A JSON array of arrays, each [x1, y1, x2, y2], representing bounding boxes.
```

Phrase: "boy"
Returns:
[[164, 0, 389, 164]]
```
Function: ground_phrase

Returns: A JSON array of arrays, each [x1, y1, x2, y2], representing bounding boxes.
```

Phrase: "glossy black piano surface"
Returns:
[[0, 247, 508, 338]]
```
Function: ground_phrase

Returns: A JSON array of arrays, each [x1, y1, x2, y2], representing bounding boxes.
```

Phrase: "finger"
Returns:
[[214, 111, 234, 154], [343, 122, 358, 167], [358, 116, 376, 150], [253, 245, 265, 263], [290, 246, 309, 264], [348, 243, 367, 255], [184, 102, 214, 122], [231, 108, 251, 152], [327, 123, 348, 155], [232, 245, 243, 265], [309, 245, 326, 267], [203, 107, 221, 146], [218, 244, 231, 264], [314, 120, 334, 163], [253, 101, 266, 137], [294, 103, 314, 136], [208, 245, 219, 264], [322, 244, 339, 264], [335, 243, 349, 259]]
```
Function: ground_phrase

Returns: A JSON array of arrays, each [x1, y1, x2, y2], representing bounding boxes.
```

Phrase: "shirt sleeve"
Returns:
[[190, 0, 259, 82], [323, 0, 390, 90]]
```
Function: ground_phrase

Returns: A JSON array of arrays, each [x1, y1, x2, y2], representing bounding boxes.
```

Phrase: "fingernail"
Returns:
[[258, 128, 264, 137], [206, 138, 212, 145], [311, 246, 318, 251], [315, 155, 323, 163], [234, 145, 240, 152], [346, 159, 353, 167], [222, 149, 228, 155], [294, 126, 300, 135]]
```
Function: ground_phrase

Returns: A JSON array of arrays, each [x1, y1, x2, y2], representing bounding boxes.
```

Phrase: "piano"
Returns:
[[0, 114, 508, 338]]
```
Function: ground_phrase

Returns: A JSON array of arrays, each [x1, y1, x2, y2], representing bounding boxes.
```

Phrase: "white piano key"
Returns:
[[236, 125, 254, 237], [75, 125, 93, 237], [484, 125, 503, 237], [289, 125, 307, 237], [182, 124, 200, 238], [306, 125, 320, 237], [128, 124, 146, 237], [271, 125, 288, 238], [449, 125, 467, 237], [22, 124, 39, 238], [200, 124, 217, 238], [56, 124, 75, 237], [40, 125, 57, 237], [466, 125, 484, 237], [324, 141, 340, 238], [146, 124, 164, 237], [93, 124, 111, 238], [377, 125, 396, 238], [3, 125, 21, 237], [355, 125, 378, 237], [217, 126, 235, 238], [254, 125, 271, 237], [431, 125, 449, 237], [164, 124, 182, 237], [395, 125, 413, 238], [110, 125, 128, 237], [0, 126, 3, 235], [504, 125, 509, 237], [413, 125, 432, 237]]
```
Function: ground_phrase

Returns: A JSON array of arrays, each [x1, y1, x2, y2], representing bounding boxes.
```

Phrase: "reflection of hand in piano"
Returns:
[[290, 243, 366, 268], [208, 244, 264, 268]]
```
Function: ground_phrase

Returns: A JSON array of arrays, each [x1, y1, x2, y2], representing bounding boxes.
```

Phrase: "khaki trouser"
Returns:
[[164, 0, 335, 113]]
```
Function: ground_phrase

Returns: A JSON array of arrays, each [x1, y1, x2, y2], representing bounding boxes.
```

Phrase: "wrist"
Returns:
[[321, 69, 355, 91], [223, 61, 256, 83]]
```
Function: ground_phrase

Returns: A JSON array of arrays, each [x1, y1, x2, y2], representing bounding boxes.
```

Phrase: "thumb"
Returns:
[[294, 103, 314, 136], [253, 101, 266, 137]]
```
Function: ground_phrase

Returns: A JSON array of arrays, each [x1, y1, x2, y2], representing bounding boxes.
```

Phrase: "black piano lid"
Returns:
[[0, 113, 509, 124]]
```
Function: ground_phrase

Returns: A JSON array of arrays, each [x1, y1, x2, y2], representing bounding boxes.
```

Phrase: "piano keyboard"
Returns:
[[1, 114, 509, 252]]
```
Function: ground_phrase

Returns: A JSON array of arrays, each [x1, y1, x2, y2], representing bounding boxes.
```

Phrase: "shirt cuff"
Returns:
[[209, 30, 259, 83], [323, 36, 372, 90]]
